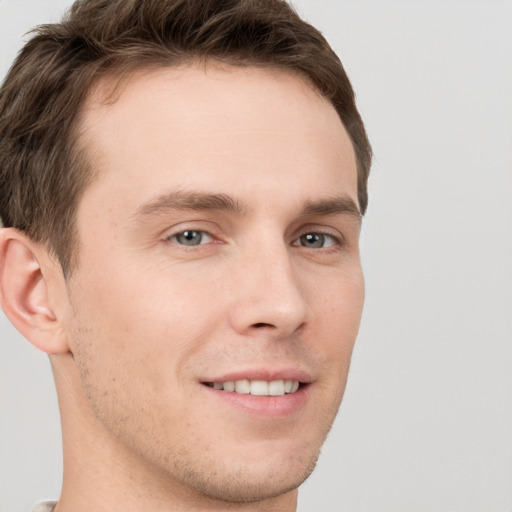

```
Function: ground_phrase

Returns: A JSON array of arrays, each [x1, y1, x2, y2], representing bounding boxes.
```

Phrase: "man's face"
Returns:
[[64, 63, 364, 502]]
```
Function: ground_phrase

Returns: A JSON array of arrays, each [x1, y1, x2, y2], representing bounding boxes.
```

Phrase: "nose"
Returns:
[[228, 242, 309, 339]]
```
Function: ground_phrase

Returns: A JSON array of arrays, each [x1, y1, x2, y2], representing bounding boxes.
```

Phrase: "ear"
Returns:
[[0, 227, 70, 354]]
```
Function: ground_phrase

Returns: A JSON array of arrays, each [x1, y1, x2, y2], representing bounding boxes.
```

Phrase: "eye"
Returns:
[[292, 232, 338, 249], [169, 230, 213, 246]]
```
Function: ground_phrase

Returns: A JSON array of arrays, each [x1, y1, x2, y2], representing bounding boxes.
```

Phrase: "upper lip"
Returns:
[[200, 367, 313, 384]]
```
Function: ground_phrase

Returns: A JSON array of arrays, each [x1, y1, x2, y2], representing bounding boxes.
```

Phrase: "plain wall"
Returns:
[[1, 1, 511, 511]]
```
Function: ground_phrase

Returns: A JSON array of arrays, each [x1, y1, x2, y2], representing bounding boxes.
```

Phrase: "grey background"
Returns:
[[1, 1, 511, 511]]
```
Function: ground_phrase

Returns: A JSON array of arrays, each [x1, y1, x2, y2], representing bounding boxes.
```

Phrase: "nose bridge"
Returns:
[[229, 234, 308, 337]]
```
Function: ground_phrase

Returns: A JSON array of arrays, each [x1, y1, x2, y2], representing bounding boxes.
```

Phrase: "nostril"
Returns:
[[253, 322, 273, 329]]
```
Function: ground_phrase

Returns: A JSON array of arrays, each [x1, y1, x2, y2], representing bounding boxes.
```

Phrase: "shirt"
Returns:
[[32, 502, 57, 512]]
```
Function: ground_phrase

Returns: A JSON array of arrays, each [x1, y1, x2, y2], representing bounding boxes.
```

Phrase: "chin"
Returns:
[[152, 432, 324, 505], [180, 453, 319, 503]]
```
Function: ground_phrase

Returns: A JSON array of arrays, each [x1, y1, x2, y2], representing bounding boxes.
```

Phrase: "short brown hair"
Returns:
[[0, 0, 372, 276]]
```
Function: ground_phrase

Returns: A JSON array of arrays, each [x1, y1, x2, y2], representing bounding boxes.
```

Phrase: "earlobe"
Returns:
[[0, 228, 69, 354]]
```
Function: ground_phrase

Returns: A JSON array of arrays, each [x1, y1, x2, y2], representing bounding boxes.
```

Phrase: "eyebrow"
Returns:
[[299, 196, 361, 221], [130, 190, 361, 223], [131, 190, 247, 221]]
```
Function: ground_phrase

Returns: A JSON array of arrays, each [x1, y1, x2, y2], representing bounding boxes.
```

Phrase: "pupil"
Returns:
[[179, 231, 202, 246], [302, 233, 324, 248]]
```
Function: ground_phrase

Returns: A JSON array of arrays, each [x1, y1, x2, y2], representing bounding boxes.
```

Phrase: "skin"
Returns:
[[0, 63, 364, 511]]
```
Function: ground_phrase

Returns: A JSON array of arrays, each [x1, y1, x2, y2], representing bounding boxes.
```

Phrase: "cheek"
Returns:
[[67, 259, 225, 399], [317, 266, 365, 335], [75, 254, 216, 330], [312, 268, 364, 381]]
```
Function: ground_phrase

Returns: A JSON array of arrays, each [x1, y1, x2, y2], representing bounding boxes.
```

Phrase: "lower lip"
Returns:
[[201, 384, 310, 418]]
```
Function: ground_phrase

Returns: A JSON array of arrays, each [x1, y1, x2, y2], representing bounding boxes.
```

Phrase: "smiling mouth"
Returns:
[[203, 379, 301, 396]]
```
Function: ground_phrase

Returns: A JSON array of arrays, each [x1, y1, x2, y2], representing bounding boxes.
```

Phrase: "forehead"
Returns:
[[77, 62, 358, 217]]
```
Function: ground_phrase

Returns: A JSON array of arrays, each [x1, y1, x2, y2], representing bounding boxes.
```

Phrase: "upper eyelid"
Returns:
[[162, 222, 219, 238], [292, 225, 345, 242]]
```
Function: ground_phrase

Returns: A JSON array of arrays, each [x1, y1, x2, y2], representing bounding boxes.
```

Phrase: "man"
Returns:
[[0, 0, 371, 510]]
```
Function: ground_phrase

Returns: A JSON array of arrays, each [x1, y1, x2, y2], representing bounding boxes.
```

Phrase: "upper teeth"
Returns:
[[207, 379, 300, 396]]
